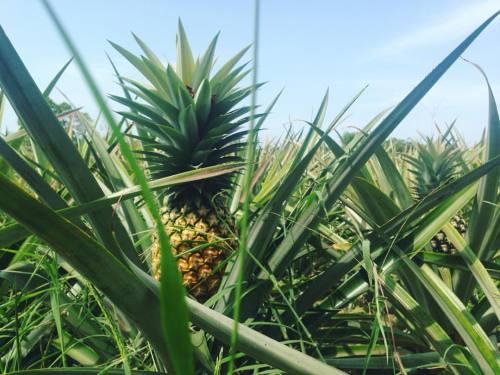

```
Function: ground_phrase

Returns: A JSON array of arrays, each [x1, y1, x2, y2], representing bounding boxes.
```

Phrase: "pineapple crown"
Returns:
[[406, 135, 462, 200], [110, 20, 256, 206]]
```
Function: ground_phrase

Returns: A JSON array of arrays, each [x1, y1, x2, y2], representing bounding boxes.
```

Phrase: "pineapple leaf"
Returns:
[[211, 45, 251, 87], [132, 32, 164, 69], [195, 78, 212, 125], [454, 59, 500, 302], [142, 57, 172, 100], [178, 105, 199, 142], [191, 32, 219, 91], [121, 78, 179, 122], [237, 11, 500, 322], [212, 63, 250, 98], [177, 83, 195, 108], [443, 223, 500, 321], [350, 177, 401, 226], [266, 10, 500, 280], [0, 25, 140, 265], [117, 111, 172, 142], [217, 90, 330, 314], [42, 57, 73, 96], [379, 274, 473, 373], [110, 41, 164, 94], [176, 19, 195, 84], [165, 63, 187, 107], [110, 94, 172, 126]]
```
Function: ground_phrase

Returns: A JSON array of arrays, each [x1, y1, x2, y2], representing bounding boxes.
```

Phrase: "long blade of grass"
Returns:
[[40, 2, 193, 372], [230, 89, 283, 212], [0, 90, 5, 127], [227, 1, 260, 372]]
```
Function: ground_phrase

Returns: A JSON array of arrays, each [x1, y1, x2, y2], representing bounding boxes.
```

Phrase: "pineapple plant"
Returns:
[[110, 22, 254, 299], [406, 136, 467, 253]]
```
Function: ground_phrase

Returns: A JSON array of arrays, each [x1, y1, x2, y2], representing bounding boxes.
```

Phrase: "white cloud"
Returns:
[[371, 1, 499, 57]]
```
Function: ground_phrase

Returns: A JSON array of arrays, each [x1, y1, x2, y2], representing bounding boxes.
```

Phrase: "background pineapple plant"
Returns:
[[111, 21, 253, 300], [406, 134, 468, 253]]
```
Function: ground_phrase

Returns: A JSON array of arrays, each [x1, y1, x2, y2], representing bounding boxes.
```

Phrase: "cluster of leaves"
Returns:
[[0, 4, 499, 375]]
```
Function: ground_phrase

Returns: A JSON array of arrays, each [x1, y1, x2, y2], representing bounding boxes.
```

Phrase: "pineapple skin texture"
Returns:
[[151, 204, 235, 300], [430, 215, 467, 253]]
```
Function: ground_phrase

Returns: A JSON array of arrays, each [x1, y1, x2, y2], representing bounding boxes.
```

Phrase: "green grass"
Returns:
[[0, 3, 499, 374]]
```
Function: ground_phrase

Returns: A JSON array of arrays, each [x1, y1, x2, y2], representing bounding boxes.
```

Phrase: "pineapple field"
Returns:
[[0, 1, 499, 374]]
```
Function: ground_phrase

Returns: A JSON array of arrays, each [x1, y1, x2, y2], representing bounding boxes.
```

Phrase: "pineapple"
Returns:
[[406, 136, 467, 253], [111, 22, 253, 299]]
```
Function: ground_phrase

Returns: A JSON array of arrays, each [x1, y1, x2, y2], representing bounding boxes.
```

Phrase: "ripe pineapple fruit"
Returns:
[[406, 136, 467, 253], [111, 22, 253, 299], [152, 203, 236, 299]]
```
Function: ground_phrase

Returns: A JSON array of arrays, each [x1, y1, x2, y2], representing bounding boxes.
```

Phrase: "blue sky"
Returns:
[[1, 1, 499, 142]]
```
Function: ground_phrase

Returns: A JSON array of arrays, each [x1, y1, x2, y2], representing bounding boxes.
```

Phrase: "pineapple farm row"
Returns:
[[0, 2, 499, 374]]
